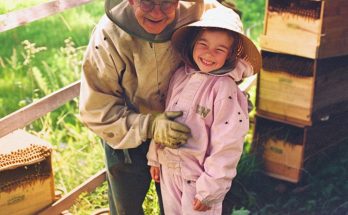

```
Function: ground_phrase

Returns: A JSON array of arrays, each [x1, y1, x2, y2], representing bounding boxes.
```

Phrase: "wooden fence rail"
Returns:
[[38, 169, 107, 215], [0, 81, 80, 138], [0, 0, 94, 33]]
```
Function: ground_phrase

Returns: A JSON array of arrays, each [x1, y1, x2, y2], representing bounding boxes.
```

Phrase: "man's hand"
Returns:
[[148, 111, 191, 149], [150, 166, 160, 183], [193, 198, 211, 211]]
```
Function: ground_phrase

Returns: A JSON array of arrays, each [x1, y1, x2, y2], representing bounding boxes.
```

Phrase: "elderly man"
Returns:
[[79, 0, 222, 214]]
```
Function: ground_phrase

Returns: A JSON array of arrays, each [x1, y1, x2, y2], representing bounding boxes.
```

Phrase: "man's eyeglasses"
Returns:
[[137, 0, 178, 14]]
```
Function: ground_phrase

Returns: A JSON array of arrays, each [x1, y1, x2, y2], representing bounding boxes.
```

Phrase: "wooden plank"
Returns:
[[262, 0, 348, 59], [0, 0, 94, 33], [1, 178, 55, 215], [260, 70, 314, 94], [37, 169, 106, 215], [312, 55, 348, 117], [258, 99, 311, 124], [322, 15, 348, 30], [262, 0, 270, 35], [263, 160, 301, 183], [318, 37, 348, 58], [258, 76, 313, 107], [258, 70, 313, 123], [317, 0, 325, 44], [253, 112, 347, 183], [256, 111, 310, 127], [263, 139, 304, 169], [321, 27, 348, 39], [323, 1, 348, 17], [260, 35, 319, 59], [265, 12, 321, 45], [0, 81, 80, 138], [258, 87, 311, 109]]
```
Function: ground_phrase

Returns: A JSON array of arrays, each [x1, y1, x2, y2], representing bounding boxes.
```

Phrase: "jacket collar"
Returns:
[[184, 58, 253, 82]]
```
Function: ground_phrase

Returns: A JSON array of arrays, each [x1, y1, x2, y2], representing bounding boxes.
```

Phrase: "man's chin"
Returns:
[[143, 26, 166, 35], [142, 20, 167, 34]]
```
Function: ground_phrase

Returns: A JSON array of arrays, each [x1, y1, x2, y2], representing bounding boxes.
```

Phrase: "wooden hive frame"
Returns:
[[252, 114, 348, 183], [256, 50, 348, 126], [260, 0, 348, 59], [0, 130, 55, 215]]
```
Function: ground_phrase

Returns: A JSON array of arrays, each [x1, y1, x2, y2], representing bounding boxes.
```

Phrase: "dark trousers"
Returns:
[[103, 140, 164, 215]]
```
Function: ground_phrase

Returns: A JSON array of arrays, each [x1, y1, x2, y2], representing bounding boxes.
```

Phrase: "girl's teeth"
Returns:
[[202, 58, 213, 65]]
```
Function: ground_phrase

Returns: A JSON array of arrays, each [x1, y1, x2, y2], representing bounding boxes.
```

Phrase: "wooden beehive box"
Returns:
[[0, 130, 55, 215], [256, 50, 348, 126], [260, 0, 348, 59], [252, 114, 347, 183]]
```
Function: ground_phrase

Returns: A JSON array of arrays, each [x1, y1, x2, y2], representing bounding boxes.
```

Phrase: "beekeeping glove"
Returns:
[[148, 111, 191, 149]]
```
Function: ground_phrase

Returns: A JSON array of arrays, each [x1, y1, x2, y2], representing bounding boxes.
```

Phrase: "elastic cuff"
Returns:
[[194, 194, 219, 207], [148, 160, 160, 167], [144, 113, 153, 139]]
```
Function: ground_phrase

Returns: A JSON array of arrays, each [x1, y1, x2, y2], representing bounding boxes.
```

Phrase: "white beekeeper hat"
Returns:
[[172, 6, 262, 74]]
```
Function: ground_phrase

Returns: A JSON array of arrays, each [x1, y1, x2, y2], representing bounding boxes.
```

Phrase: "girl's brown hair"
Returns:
[[179, 27, 241, 71]]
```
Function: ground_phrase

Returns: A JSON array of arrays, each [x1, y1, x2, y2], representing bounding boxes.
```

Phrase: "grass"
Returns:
[[1, 0, 348, 214]]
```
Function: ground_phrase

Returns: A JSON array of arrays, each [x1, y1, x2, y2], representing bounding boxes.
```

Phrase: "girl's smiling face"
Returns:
[[193, 29, 234, 73]]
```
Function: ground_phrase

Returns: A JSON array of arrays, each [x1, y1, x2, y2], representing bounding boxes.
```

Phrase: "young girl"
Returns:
[[147, 7, 261, 215]]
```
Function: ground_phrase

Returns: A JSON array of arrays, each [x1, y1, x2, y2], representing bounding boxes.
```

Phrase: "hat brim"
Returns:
[[172, 21, 262, 74]]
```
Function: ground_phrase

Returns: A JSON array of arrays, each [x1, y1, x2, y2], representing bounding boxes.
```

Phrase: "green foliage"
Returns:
[[235, 0, 265, 43], [143, 182, 161, 214], [232, 208, 251, 215], [214, 0, 265, 44]]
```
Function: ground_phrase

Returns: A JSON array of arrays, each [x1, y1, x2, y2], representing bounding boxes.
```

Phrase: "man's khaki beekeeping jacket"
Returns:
[[79, 0, 220, 149]]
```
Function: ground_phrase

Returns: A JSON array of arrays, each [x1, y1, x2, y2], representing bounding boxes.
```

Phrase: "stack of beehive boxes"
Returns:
[[253, 0, 348, 183]]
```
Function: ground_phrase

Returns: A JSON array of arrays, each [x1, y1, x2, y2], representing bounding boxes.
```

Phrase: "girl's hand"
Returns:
[[150, 166, 160, 183], [193, 198, 211, 211]]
